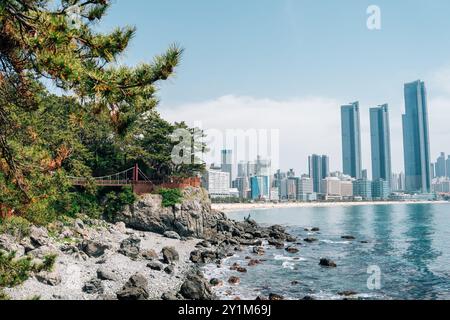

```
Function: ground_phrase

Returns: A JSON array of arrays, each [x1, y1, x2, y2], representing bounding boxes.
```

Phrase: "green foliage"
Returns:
[[158, 188, 183, 208], [0, 216, 31, 239], [0, 251, 56, 288], [0, 289, 9, 300], [103, 187, 136, 221]]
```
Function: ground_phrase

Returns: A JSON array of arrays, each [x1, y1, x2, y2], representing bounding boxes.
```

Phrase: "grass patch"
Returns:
[[158, 188, 183, 207]]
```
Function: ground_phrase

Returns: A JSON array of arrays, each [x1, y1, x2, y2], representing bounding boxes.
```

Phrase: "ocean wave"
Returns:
[[282, 261, 296, 270], [321, 239, 351, 245]]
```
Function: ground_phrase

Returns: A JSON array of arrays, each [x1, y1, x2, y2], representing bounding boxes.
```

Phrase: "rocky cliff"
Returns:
[[115, 187, 228, 239]]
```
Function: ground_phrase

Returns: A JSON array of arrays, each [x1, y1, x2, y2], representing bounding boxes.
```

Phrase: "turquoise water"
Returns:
[[213, 203, 450, 300]]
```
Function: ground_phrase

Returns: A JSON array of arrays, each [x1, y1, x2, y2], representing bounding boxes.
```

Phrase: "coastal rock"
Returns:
[[311, 227, 320, 232], [115, 187, 226, 239], [162, 247, 179, 264], [228, 276, 240, 285], [179, 272, 213, 300], [164, 231, 181, 240], [29, 226, 49, 247], [341, 236, 356, 240], [269, 293, 284, 301], [319, 258, 337, 268], [285, 247, 299, 254], [338, 291, 358, 297], [304, 238, 318, 243], [116, 273, 149, 300], [35, 271, 61, 286], [253, 246, 265, 256], [141, 249, 158, 260], [0, 235, 25, 257], [79, 240, 110, 258], [97, 268, 119, 281], [248, 259, 261, 267], [83, 278, 104, 294], [118, 236, 141, 260], [161, 292, 179, 300], [210, 278, 223, 287], [164, 265, 175, 275], [147, 261, 164, 271]]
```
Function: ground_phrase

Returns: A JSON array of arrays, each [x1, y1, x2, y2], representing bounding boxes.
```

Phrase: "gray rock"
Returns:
[[162, 247, 179, 264], [115, 222, 127, 234], [74, 219, 85, 230], [83, 278, 104, 294], [141, 249, 158, 260], [0, 235, 25, 257], [319, 258, 337, 268], [164, 265, 175, 275], [179, 272, 213, 300], [116, 273, 149, 300], [29, 226, 49, 247], [118, 236, 141, 260], [79, 240, 110, 258], [147, 261, 164, 271], [35, 271, 62, 286], [97, 268, 119, 281], [163, 231, 181, 240], [161, 292, 179, 300]]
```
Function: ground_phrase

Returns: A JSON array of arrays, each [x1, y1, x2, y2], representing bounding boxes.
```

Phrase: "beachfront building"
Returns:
[[202, 169, 231, 198], [341, 102, 363, 179], [234, 176, 250, 199], [308, 154, 330, 194], [372, 179, 390, 200], [402, 80, 432, 193], [321, 177, 342, 200], [297, 176, 317, 201], [353, 179, 372, 200], [340, 180, 354, 200], [250, 176, 270, 200]]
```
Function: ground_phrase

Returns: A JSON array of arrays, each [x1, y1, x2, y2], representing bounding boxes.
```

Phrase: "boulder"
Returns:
[[209, 278, 223, 287], [79, 240, 110, 258], [285, 247, 299, 254], [83, 279, 104, 294], [147, 261, 164, 271], [319, 258, 337, 268], [114, 222, 127, 234], [29, 226, 49, 247], [164, 265, 175, 275], [35, 271, 61, 286], [164, 231, 181, 240], [338, 291, 358, 297], [116, 273, 149, 300], [311, 227, 320, 232], [304, 238, 318, 243], [162, 247, 179, 264], [118, 236, 141, 260], [179, 272, 213, 300], [141, 249, 159, 260], [0, 235, 25, 257], [228, 276, 240, 285], [269, 293, 284, 301], [97, 268, 119, 281], [253, 246, 265, 256], [341, 236, 356, 240]]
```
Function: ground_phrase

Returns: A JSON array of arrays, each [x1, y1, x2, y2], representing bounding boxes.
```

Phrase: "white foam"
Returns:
[[321, 239, 351, 245], [282, 261, 296, 270]]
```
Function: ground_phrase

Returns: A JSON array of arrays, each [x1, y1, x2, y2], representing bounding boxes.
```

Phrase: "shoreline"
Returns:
[[213, 200, 450, 213]]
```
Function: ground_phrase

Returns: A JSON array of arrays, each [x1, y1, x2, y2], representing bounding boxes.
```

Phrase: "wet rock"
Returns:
[[79, 240, 110, 258], [164, 231, 181, 240], [285, 247, 299, 254], [230, 263, 240, 271], [256, 296, 268, 301], [162, 247, 179, 264], [210, 278, 223, 287], [269, 293, 284, 301], [179, 272, 213, 300], [118, 236, 141, 260], [311, 227, 320, 232], [228, 276, 241, 285], [97, 268, 119, 281], [302, 296, 315, 300], [161, 292, 179, 300], [304, 238, 319, 243], [83, 278, 104, 294], [35, 271, 61, 286], [319, 258, 337, 268], [291, 280, 300, 285], [248, 259, 261, 267], [147, 261, 164, 271], [253, 246, 265, 256], [116, 273, 149, 300], [189, 250, 202, 263], [236, 267, 247, 273], [341, 236, 356, 240], [338, 291, 357, 297]]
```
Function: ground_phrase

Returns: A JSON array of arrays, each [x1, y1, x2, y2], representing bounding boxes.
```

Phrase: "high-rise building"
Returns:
[[370, 104, 392, 187], [308, 154, 330, 194], [341, 102, 362, 179], [353, 179, 372, 200], [431, 163, 436, 180], [250, 176, 270, 200], [447, 156, 450, 179], [402, 80, 432, 193], [202, 169, 231, 198], [237, 161, 248, 177], [297, 177, 315, 201], [435, 152, 447, 178], [234, 176, 250, 199], [372, 179, 390, 200], [221, 150, 233, 187]]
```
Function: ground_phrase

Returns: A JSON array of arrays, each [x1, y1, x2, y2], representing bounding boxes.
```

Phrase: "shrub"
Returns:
[[158, 188, 183, 207], [103, 187, 136, 220], [0, 252, 57, 288], [0, 216, 31, 239]]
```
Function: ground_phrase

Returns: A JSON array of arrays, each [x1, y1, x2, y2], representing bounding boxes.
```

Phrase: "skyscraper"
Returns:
[[341, 102, 362, 179], [370, 104, 392, 187], [435, 152, 446, 178], [447, 156, 450, 179], [308, 154, 329, 193], [402, 80, 432, 193], [221, 150, 233, 187]]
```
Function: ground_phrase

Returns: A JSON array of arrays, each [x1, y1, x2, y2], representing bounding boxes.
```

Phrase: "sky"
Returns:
[[95, 0, 450, 176]]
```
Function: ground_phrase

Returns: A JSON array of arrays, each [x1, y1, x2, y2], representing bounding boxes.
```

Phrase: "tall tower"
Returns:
[[402, 80, 431, 193], [221, 150, 233, 188], [370, 104, 392, 187], [341, 102, 362, 179], [308, 154, 330, 193]]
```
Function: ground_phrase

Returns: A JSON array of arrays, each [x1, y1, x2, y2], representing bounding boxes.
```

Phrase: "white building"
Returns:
[[202, 170, 231, 198], [321, 177, 342, 198]]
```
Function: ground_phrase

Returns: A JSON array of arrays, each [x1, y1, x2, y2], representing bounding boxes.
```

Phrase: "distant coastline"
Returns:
[[213, 200, 450, 213]]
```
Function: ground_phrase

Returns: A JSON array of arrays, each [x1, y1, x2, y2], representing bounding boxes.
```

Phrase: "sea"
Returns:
[[203, 203, 450, 300]]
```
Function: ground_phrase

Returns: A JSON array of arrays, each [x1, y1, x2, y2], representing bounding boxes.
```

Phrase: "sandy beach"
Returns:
[[213, 200, 450, 213]]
